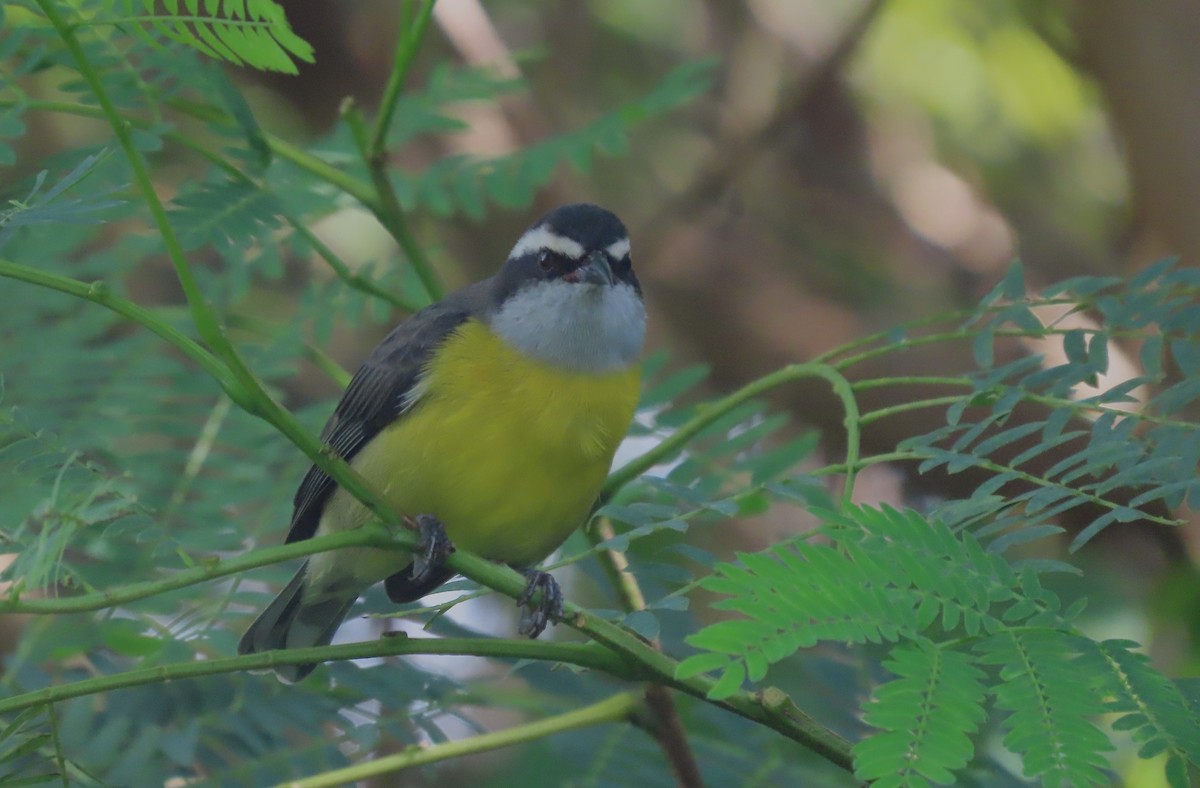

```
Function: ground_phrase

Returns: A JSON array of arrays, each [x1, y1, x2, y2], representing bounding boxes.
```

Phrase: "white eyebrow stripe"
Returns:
[[508, 226, 585, 260], [605, 237, 631, 259]]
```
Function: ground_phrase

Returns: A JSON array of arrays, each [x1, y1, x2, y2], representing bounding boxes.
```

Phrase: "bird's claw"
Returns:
[[517, 569, 563, 638], [409, 514, 454, 584]]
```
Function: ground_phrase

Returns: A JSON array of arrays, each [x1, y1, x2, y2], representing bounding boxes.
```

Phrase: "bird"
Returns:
[[239, 203, 645, 681]]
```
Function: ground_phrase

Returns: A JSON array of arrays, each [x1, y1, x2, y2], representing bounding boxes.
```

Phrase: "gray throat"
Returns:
[[486, 280, 646, 373]]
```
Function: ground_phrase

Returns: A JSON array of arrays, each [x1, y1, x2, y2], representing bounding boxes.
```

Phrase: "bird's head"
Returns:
[[487, 204, 646, 372]]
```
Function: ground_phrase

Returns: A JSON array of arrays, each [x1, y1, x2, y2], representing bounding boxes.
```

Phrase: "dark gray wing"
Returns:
[[285, 284, 489, 544]]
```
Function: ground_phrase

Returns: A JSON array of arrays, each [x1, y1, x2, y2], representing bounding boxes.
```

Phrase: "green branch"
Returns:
[[342, 103, 443, 304], [370, 0, 439, 157], [10, 91, 442, 309], [77, 15, 287, 30], [0, 254, 418, 541], [157, 97, 383, 212], [225, 312, 353, 388], [0, 99, 421, 312], [605, 363, 861, 505], [286, 692, 641, 788], [584, 518, 704, 786], [178, 88, 444, 304], [0, 524, 408, 615], [441, 546, 854, 770], [360, 0, 444, 302], [260, 131, 382, 211], [857, 395, 964, 427], [830, 324, 1111, 374], [167, 97, 440, 307], [0, 257, 235, 392], [171, 120, 422, 313], [854, 374, 1194, 431], [0, 638, 631, 716], [33, 0, 256, 401], [811, 296, 1085, 369], [286, 216, 422, 312], [0, 517, 853, 770]]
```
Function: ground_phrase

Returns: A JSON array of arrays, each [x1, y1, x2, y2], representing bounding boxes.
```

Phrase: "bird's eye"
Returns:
[[612, 255, 632, 275], [537, 250, 556, 272]]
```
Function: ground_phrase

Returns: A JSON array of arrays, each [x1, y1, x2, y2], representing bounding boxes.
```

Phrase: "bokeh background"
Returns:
[[6, 0, 1200, 783]]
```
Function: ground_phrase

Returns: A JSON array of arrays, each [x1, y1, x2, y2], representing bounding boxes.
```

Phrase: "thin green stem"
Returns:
[[303, 341, 353, 387], [357, 0, 444, 301], [429, 547, 853, 770], [370, 0, 438, 157], [383, 199, 443, 300], [159, 116, 420, 312], [287, 215, 421, 312], [47, 702, 68, 788], [163, 395, 233, 524], [226, 312, 352, 387], [605, 363, 861, 505], [344, 102, 443, 302], [156, 97, 382, 212], [282, 691, 641, 788], [831, 325, 1103, 374], [812, 296, 1088, 369], [0, 256, 411, 538], [852, 375, 969, 390], [0, 257, 235, 392], [9, 93, 439, 306], [968, 455, 1178, 527], [263, 132, 382, 211], [858, 396, 964, 427], [0, 639, 630, 716], [812, 451, 921, 477], [0, 524, 409, 615], [33, 0, 253, 399], [583, 519, 704, 786], [856, 374, 1195, 431]]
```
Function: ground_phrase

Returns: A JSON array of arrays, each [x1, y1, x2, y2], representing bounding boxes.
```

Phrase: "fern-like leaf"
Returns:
[[1076, 639, 1200, 778], [0, 705, 72, 786], [974, 630, 1113, 786], [391, 59, 716, 218], [0, 405, 148, 591], [826, 505, 1031, 635], [111, 0, 314, 74], [677, 505, 1076, 699], [853, 641, 987, 786], [0, 151, 125, 248], [903, 260, 1200, 551]]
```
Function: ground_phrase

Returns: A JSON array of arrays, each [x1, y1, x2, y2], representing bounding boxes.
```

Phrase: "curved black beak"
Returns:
[[578, 250, 615, 286]]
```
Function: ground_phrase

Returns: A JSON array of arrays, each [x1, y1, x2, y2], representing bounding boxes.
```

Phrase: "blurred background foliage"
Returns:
[[3, 0, 1200, 785]]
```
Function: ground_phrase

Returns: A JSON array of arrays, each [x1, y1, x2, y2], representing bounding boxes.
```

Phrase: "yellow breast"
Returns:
[[325, 319, 639, 570]]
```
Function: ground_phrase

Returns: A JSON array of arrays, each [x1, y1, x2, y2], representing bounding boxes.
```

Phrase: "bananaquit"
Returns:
[[239, 203, 645, 681]]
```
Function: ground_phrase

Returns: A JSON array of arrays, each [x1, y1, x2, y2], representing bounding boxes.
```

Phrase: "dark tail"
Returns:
[[238, 562, 357, 683]]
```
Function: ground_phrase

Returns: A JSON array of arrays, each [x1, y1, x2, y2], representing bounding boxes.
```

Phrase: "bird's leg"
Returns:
[[408, 514, 455, 585], [516, 568, 563, 638]]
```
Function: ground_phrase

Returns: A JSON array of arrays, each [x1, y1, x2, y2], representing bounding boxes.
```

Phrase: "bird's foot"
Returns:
[[516, 568, 563, 638], [408, 514, 454, 584]]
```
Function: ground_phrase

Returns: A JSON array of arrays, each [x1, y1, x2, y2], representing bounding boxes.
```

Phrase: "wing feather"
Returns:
[[285, 291, 482, 544]]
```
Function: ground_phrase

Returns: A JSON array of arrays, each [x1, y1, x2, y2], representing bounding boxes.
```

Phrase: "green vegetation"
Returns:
[[2, 2, 1198, 785]]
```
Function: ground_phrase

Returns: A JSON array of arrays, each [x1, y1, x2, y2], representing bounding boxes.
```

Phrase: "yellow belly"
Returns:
[[313, 319, 639, 586]]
